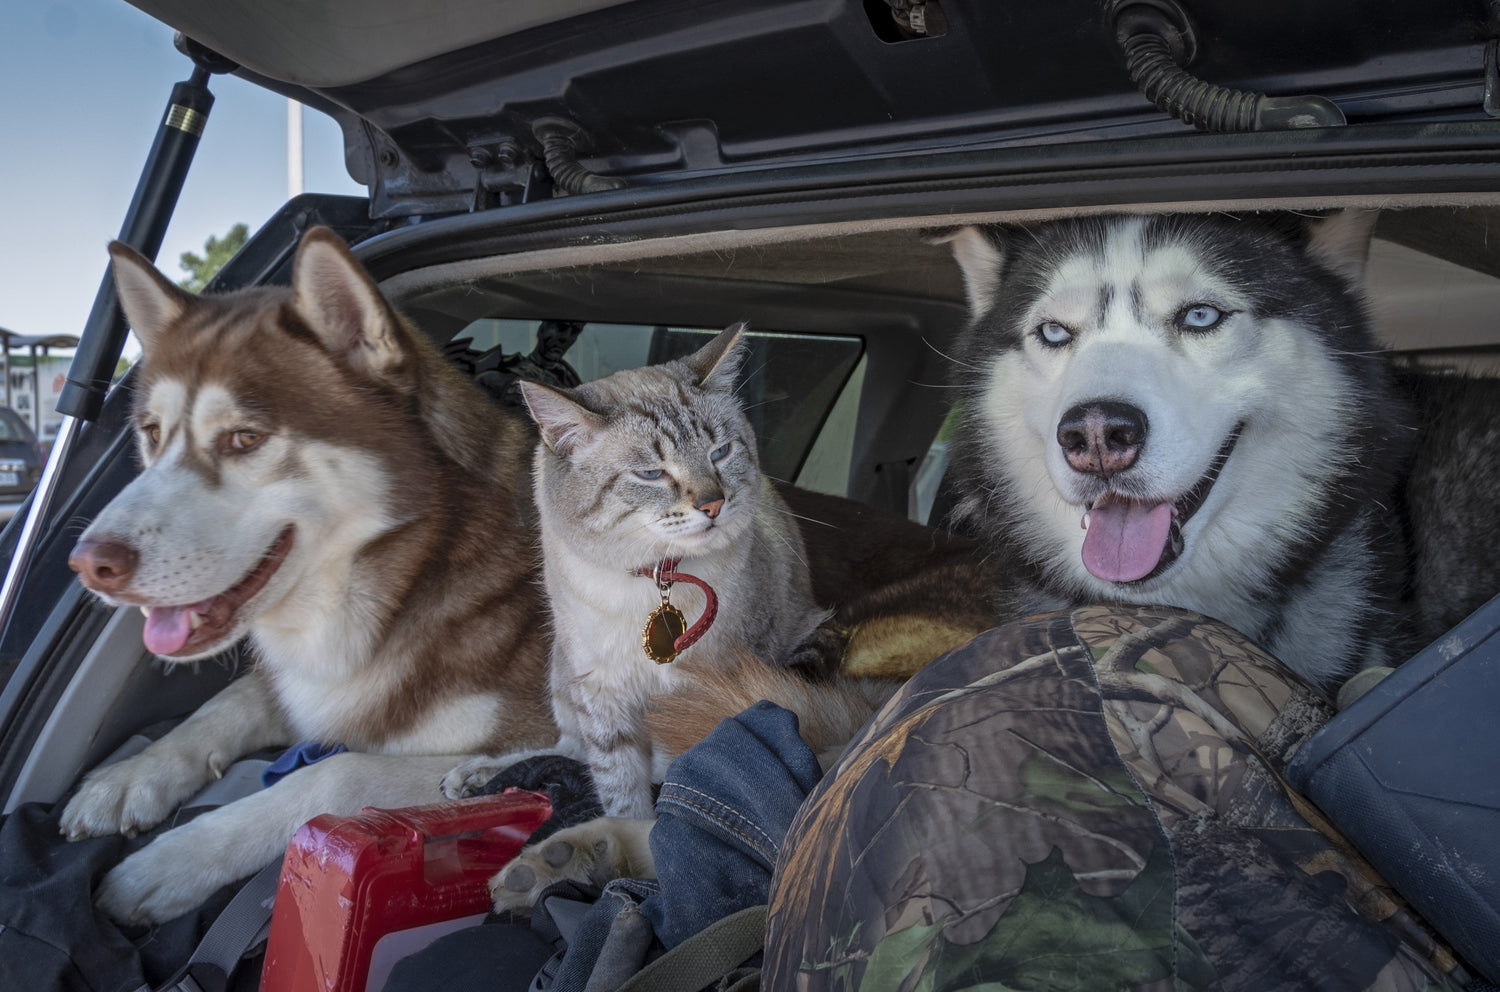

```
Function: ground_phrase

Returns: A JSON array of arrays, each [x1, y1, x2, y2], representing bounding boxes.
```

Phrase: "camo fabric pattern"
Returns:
[[764, 605, 1463, 991]]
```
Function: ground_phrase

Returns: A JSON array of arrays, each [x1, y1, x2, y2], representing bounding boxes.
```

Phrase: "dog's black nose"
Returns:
[[69, 538, 139, 594], [1057, 401, 1147, 478]]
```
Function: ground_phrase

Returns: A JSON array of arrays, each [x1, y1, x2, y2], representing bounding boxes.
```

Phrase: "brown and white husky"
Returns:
[[62, 228, 558, 924]]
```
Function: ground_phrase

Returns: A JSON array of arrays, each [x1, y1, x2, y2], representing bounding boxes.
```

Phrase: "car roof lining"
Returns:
[[380, 194, 1500, 310]]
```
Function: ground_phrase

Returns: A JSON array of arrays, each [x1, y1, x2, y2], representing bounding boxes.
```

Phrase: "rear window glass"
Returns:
[[0, 411, 31, 443], [454, 319, 863, 483]]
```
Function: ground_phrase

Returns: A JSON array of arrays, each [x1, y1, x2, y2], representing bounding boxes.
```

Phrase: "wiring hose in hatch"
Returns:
[[1111, 0, 1345, 132]]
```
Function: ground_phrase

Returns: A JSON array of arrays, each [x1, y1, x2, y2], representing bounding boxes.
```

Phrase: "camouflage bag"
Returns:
[[764, 605, 1470, 991]]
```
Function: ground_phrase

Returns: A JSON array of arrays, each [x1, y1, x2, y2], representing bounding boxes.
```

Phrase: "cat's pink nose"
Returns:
[[698, 498, 724, 519]]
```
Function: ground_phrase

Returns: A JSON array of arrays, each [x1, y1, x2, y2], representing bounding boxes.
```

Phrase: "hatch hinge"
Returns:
[[468, 139, 547, 211]]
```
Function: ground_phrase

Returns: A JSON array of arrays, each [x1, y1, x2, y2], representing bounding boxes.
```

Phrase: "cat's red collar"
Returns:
[[631, 556, 718, 661]]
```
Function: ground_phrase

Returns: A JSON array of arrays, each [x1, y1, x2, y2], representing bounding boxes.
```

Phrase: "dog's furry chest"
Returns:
[[252, 630, 502, 754]]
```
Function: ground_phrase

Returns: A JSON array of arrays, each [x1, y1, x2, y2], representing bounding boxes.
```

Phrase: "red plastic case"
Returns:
[[260, 790, 553, 992]]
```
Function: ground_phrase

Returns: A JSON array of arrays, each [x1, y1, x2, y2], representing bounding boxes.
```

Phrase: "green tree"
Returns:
[[177, 223, 248, 292]]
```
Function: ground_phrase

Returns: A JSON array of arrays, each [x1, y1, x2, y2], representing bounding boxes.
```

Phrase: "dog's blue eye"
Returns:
[[634, 469, 665, 481], [710, 443, 731, 462], [1037, 321, 1073, 347], [1180, 305, 1225, 330]]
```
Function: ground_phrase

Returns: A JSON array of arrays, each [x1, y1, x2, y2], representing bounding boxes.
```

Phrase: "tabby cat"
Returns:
[[441, 323, 829, 817]]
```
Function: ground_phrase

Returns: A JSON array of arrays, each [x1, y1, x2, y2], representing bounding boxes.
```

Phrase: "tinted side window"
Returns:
[[455, 320, 862, 482]]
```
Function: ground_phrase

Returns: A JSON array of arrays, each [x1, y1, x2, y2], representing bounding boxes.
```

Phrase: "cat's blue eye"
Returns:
[[710, 443, 731, 462], [634, 469, 665, 481]]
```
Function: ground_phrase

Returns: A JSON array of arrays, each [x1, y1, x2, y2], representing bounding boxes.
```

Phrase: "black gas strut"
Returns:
[[0, 36, 235, 634]]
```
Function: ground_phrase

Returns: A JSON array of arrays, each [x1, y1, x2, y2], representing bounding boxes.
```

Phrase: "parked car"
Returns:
[[0, 406, 44, 523], [2, 0, 1499, 987]]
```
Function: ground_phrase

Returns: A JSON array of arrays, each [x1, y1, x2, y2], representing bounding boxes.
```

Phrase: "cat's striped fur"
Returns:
[[441, 324, 831, 817]]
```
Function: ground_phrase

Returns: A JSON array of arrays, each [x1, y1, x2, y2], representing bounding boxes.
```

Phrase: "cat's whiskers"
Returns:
[[738, 397, 783, 412], [731, 360, 771, 399], [770, 528, 809, 570], [763, 503, 837, 529]]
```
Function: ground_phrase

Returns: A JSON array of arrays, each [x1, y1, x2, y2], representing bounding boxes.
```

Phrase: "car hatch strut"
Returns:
[[0, 36, 235, 635]]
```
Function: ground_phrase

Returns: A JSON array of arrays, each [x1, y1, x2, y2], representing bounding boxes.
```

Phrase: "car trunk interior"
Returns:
[[1, 0, 1498, 978], [7, 197, 1500, 817]]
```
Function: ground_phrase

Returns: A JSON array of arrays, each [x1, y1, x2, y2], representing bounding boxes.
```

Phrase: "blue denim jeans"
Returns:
[[550, 700, 822, 991]]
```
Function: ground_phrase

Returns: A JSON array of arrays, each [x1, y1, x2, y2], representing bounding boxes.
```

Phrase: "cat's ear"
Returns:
[[519, 381, 603, 457], [682, 322, 747, 393]]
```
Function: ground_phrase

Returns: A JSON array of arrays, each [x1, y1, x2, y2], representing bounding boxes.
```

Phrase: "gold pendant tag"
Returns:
[[642, 602, 687, 664]]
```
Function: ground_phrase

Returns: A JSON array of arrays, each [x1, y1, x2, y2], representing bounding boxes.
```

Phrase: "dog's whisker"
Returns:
[[921, 337, 978, 371]]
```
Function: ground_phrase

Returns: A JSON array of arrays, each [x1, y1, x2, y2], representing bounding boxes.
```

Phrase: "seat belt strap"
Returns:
[[613, 904, 767, 992], [156, 857, 283, 992]]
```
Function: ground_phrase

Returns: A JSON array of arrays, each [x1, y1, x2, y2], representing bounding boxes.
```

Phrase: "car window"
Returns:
[[909, 404, 961, 526], [455, 319, 863, 484], [0, 410, 31, 444]]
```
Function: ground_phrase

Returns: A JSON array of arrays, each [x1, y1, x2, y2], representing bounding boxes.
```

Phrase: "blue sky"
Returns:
[[0, 1, 365, 340]]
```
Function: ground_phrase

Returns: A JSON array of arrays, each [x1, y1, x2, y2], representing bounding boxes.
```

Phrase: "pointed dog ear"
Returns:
[[292, 228, 407, 378], [109, 242, 193, 357], [931, 226, 1007, 317], [519, 381, 604, 457], [681, 322, 748, 393], [1307, 209, 1379, 285]]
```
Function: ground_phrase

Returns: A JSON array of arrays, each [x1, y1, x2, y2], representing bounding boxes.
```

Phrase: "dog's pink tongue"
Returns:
[[143, 606, 194, 656], [1082, 498, 1173, 583]]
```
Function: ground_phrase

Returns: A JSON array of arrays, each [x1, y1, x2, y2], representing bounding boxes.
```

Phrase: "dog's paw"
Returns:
[[94, 820, 232, 925], [489, 817, 656, 914], [60, 750, 204, 841], [440, 754, 511, 799]]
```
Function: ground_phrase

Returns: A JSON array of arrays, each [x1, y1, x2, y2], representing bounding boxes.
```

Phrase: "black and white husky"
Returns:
[[942, 211, 1414, 688]]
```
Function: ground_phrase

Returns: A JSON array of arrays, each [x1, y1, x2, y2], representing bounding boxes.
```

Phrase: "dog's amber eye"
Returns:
[[228, 430, 265, 452], [141, 424, 161, 448]]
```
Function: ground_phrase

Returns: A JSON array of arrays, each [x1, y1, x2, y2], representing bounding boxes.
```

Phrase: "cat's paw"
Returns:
[[489, 817, 656, 913], [440, 754, 512, 799]]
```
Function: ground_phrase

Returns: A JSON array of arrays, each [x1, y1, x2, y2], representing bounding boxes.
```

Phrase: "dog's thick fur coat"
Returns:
[[943, 212, 1415, 687], [62, 229, 556, 923]]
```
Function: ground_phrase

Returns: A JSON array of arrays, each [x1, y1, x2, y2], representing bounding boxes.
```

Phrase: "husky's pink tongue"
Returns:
[[1082, 498, 1173, 583], [143, 604, 201, 656]]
